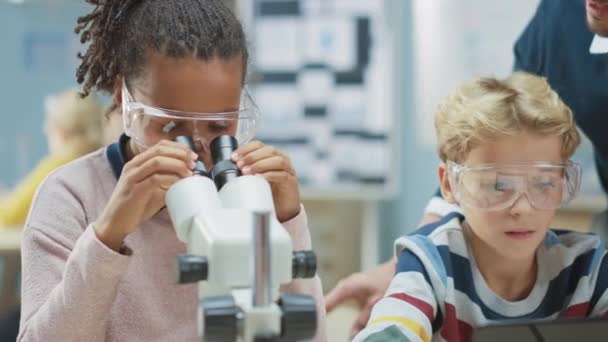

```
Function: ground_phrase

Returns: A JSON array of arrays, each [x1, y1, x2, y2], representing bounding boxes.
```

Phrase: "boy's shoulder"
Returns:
[[393, 212, 467, 288], [416, 211, 465, 238], [395, 211, 466, 256]]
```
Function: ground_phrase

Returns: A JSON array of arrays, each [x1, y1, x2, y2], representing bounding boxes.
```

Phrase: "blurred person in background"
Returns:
[[0, 88, 104, 228], [102, 108, 123, 146]]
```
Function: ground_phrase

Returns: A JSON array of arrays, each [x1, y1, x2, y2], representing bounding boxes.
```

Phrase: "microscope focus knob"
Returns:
[[175, 254, 208, 284], [278, 294, 317, 341], [202, 295, 240, 342], [292, 251, 317, 279]]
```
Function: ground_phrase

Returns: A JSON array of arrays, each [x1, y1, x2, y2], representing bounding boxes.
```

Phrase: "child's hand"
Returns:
[[232, 141, 301, 222], [95, 140, 196, 251]]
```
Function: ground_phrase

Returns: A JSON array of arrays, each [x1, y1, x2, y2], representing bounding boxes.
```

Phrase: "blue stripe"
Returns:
[[544, 231, 561, 249], [406, 235, 448, 287], [415, 211, 464, 237], [552, 229, 576, 236], [438, 246, 599, 319], [590, 252, 608, 311], [587, 242, 605, 277], [396, 249, 432, 286]]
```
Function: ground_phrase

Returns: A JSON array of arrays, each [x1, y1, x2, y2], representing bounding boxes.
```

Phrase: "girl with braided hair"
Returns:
[[17, 1, 326, 340]]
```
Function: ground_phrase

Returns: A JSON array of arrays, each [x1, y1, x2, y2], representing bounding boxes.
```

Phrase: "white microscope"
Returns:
[[165, 136, 318, 342]]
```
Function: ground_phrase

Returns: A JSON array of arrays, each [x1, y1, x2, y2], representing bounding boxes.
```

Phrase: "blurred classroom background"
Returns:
[[0, 1, 605, 340]]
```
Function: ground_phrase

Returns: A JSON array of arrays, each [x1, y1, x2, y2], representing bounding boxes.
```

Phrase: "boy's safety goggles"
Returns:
[[121, 79, 259, 151], [446, 161, 582, 211]]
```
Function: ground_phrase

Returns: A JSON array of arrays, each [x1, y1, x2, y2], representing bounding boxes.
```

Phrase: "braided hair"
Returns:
[[75, 0, 248, 100]]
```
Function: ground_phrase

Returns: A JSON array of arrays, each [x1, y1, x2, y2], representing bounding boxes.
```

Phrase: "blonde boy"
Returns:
[[354, 72, 608, 342]]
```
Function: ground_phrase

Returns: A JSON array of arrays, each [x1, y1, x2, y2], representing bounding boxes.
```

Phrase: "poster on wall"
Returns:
[[247, 0, 396, 197]]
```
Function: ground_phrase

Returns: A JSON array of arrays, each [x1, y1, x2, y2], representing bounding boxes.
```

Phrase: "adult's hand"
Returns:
[[325, 212, 442, 336], [325, 258, 396, 337]]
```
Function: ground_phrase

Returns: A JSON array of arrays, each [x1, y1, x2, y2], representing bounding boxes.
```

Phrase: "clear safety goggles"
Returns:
[[446, 161, 582, 211], [121, 79, 259, 151]]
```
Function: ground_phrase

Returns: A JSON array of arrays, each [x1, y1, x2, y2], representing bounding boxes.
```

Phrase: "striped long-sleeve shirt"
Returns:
[[353, 212, 608, 342]]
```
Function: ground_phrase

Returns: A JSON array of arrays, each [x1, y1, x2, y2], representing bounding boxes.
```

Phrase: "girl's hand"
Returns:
[[95, 140, 196, 251], [232, 141, 301, 222]]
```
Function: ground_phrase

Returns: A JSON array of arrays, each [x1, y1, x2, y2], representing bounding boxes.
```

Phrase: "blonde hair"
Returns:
[[435, 72, 580, 163], [44, 88, 105, 156]]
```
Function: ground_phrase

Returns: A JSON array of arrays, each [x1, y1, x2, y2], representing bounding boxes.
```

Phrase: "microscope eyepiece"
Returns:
[[173, 136, 210, 178], [174, 136, 196, 150], [210, 136, 238, 164], [210, 135, 240, 190]]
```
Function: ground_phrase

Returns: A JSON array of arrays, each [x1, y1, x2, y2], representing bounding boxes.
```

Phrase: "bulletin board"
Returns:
[[241, 0, 399, 199]]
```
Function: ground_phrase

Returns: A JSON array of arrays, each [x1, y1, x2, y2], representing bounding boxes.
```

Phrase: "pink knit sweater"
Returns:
[[18, 147, 326, 341]]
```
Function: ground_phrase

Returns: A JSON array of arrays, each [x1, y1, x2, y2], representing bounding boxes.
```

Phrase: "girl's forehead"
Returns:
[[130, 53, 243, 113]]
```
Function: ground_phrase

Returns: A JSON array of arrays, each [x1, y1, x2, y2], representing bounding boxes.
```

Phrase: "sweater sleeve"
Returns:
[[17, 171, 131, 342]]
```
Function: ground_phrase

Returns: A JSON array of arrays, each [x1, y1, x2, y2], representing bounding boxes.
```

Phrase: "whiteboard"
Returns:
[[240, 0, 399, 199], [413, 0, 540, 146]]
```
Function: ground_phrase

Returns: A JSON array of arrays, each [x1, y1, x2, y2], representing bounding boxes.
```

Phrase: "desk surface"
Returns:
[[0, 227, 22, 252]]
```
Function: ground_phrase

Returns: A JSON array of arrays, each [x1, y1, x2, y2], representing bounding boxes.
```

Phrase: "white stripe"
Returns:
[[541, 234, 602, 283], [446, 282, 489, 327], [424, 197, 463, 217], [590, 34, 608, 54], [447, 288, 560, 329], [428, 227, 468, 258], [386, 272, 438, 314], [393, 240, 449, 304], [586, 250, 607, 294]]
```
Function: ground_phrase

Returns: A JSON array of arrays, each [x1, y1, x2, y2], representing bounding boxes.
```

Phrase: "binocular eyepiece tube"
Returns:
[[173, 135, 241, 190]]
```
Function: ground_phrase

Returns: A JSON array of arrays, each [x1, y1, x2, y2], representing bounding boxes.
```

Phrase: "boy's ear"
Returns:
[[438, 163, 458, 204]]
